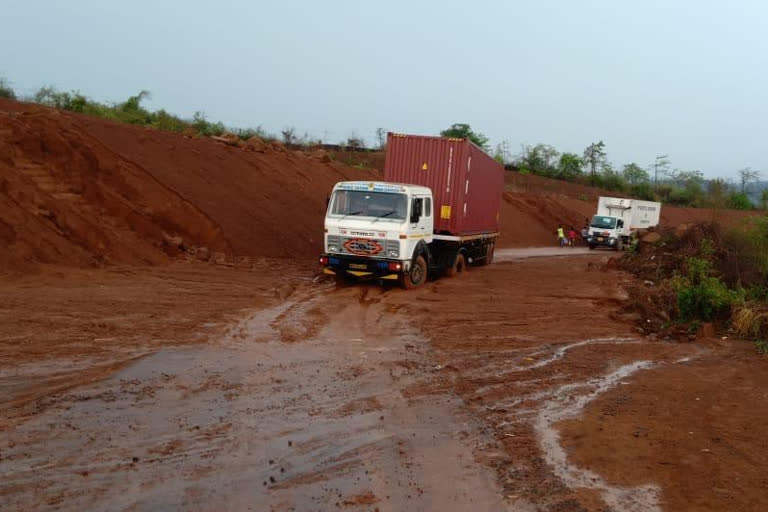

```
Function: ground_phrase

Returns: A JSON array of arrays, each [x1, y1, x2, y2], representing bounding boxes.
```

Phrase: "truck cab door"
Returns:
[[410, 196, 432, 238]]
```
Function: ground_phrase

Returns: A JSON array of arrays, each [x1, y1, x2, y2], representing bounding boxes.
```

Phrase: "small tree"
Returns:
[[622, 163, 649, 184], [440, 123, 489, 149], [652, 154, 671, 186], [707, 178, 729, 209], [599, 162, 626, 192], [493, 140, 512, 165], [375, 128, 387, 150], [737, 167, 761, 193], [281, 126, 297, 145], [518, 143, 559, 176], [583, 141, 606, 176], [558, 153, 583, 179]]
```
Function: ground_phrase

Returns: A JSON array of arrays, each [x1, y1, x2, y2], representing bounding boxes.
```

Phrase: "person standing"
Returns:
[[556, 225, 566, 247]]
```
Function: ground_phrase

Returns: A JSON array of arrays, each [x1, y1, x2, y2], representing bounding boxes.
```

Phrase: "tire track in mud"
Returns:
[[0, 280, 511, 511]]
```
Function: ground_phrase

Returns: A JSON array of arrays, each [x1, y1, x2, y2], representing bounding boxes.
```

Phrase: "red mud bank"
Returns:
[[0, 99, 375, 271]]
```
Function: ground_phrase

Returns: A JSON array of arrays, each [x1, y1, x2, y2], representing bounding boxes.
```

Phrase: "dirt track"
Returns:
[[2, 251, 766, 511]]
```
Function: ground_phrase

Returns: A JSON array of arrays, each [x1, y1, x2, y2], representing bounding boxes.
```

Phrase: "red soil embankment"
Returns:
[[0, 99, 375, 271]]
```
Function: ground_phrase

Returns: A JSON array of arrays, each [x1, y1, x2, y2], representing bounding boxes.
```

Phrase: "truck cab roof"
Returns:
[[333, 181, 432, 196]]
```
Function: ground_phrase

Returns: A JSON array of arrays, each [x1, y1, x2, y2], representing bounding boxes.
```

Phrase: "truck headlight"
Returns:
[[328, 244, 339, 252], [388, 249, 399, 258]]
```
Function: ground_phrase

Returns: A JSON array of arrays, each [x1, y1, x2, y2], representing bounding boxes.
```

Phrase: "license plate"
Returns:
[[597, 237, 604, 242], [349, 263, 367, 270]]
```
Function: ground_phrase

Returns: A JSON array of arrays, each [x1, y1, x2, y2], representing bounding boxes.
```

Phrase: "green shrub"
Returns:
[[671, 256, 743, 321], [151, 109, 187, 133], [728, 192, 753, 210], [630, 182, 655, 201], [191, 112, 225, 137]]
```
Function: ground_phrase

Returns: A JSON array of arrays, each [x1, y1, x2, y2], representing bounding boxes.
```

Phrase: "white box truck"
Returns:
[[586, 196, 661, 251]]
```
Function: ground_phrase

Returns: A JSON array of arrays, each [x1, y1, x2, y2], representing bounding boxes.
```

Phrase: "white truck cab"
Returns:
[[322, 181, 433, 283], [320, 180, 496, 288]]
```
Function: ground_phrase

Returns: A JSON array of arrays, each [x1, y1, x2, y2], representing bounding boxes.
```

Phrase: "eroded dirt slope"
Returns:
[[0, 99, 375, 271]]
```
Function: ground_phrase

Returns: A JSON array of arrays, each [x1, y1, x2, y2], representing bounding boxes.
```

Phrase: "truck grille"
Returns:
[[326, 236, 397, 258]]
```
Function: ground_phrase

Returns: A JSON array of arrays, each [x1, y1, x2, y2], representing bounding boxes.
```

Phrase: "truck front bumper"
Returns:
[[319, 254, 407, 280], [586, 235, 617, 247]]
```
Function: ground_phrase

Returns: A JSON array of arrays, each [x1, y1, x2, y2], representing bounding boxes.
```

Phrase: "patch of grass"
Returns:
[[732, 304, 768, 339], [27, 85, 272, 142]]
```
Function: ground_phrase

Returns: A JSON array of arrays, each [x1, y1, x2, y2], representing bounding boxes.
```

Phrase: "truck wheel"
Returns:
[[615, 239, 623, 251], [445, 252, 467, 277], [588, 244, 596, 250], [402, 255, 427, 289]]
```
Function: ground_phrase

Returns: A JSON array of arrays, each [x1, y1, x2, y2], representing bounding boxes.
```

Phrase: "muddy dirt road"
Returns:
[[2, 251, 767, 511]]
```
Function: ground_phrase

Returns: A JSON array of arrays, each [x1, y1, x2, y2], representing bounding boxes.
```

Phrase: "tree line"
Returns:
[[437, 123, 765, 210]]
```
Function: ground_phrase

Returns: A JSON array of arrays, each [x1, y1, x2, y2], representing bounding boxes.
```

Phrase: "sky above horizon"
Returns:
[[1, 0, 766, 179]]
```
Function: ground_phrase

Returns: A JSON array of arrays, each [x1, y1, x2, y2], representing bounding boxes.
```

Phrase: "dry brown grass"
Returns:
[[732, 304, 768, 354]]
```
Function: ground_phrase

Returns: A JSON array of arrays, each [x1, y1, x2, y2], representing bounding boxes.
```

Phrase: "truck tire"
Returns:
[[588, 244, 596, 250], [445, 252, 467, 277], [615, 239, 623, 251], [402, 255, 427, 289]]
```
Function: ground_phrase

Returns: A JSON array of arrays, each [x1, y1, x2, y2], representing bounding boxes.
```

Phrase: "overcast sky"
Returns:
[[1, 0, 766, 179]]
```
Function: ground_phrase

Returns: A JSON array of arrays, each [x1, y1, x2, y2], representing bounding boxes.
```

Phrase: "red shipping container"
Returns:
[[383, 133, 504, 236]]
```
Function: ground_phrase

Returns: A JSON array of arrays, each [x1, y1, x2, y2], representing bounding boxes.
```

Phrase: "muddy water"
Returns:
[[0, 283, 509, 511]]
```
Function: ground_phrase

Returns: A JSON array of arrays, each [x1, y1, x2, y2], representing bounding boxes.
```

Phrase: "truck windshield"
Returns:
[[591, 216, 617, 229], [330, 190, 408, 220]]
